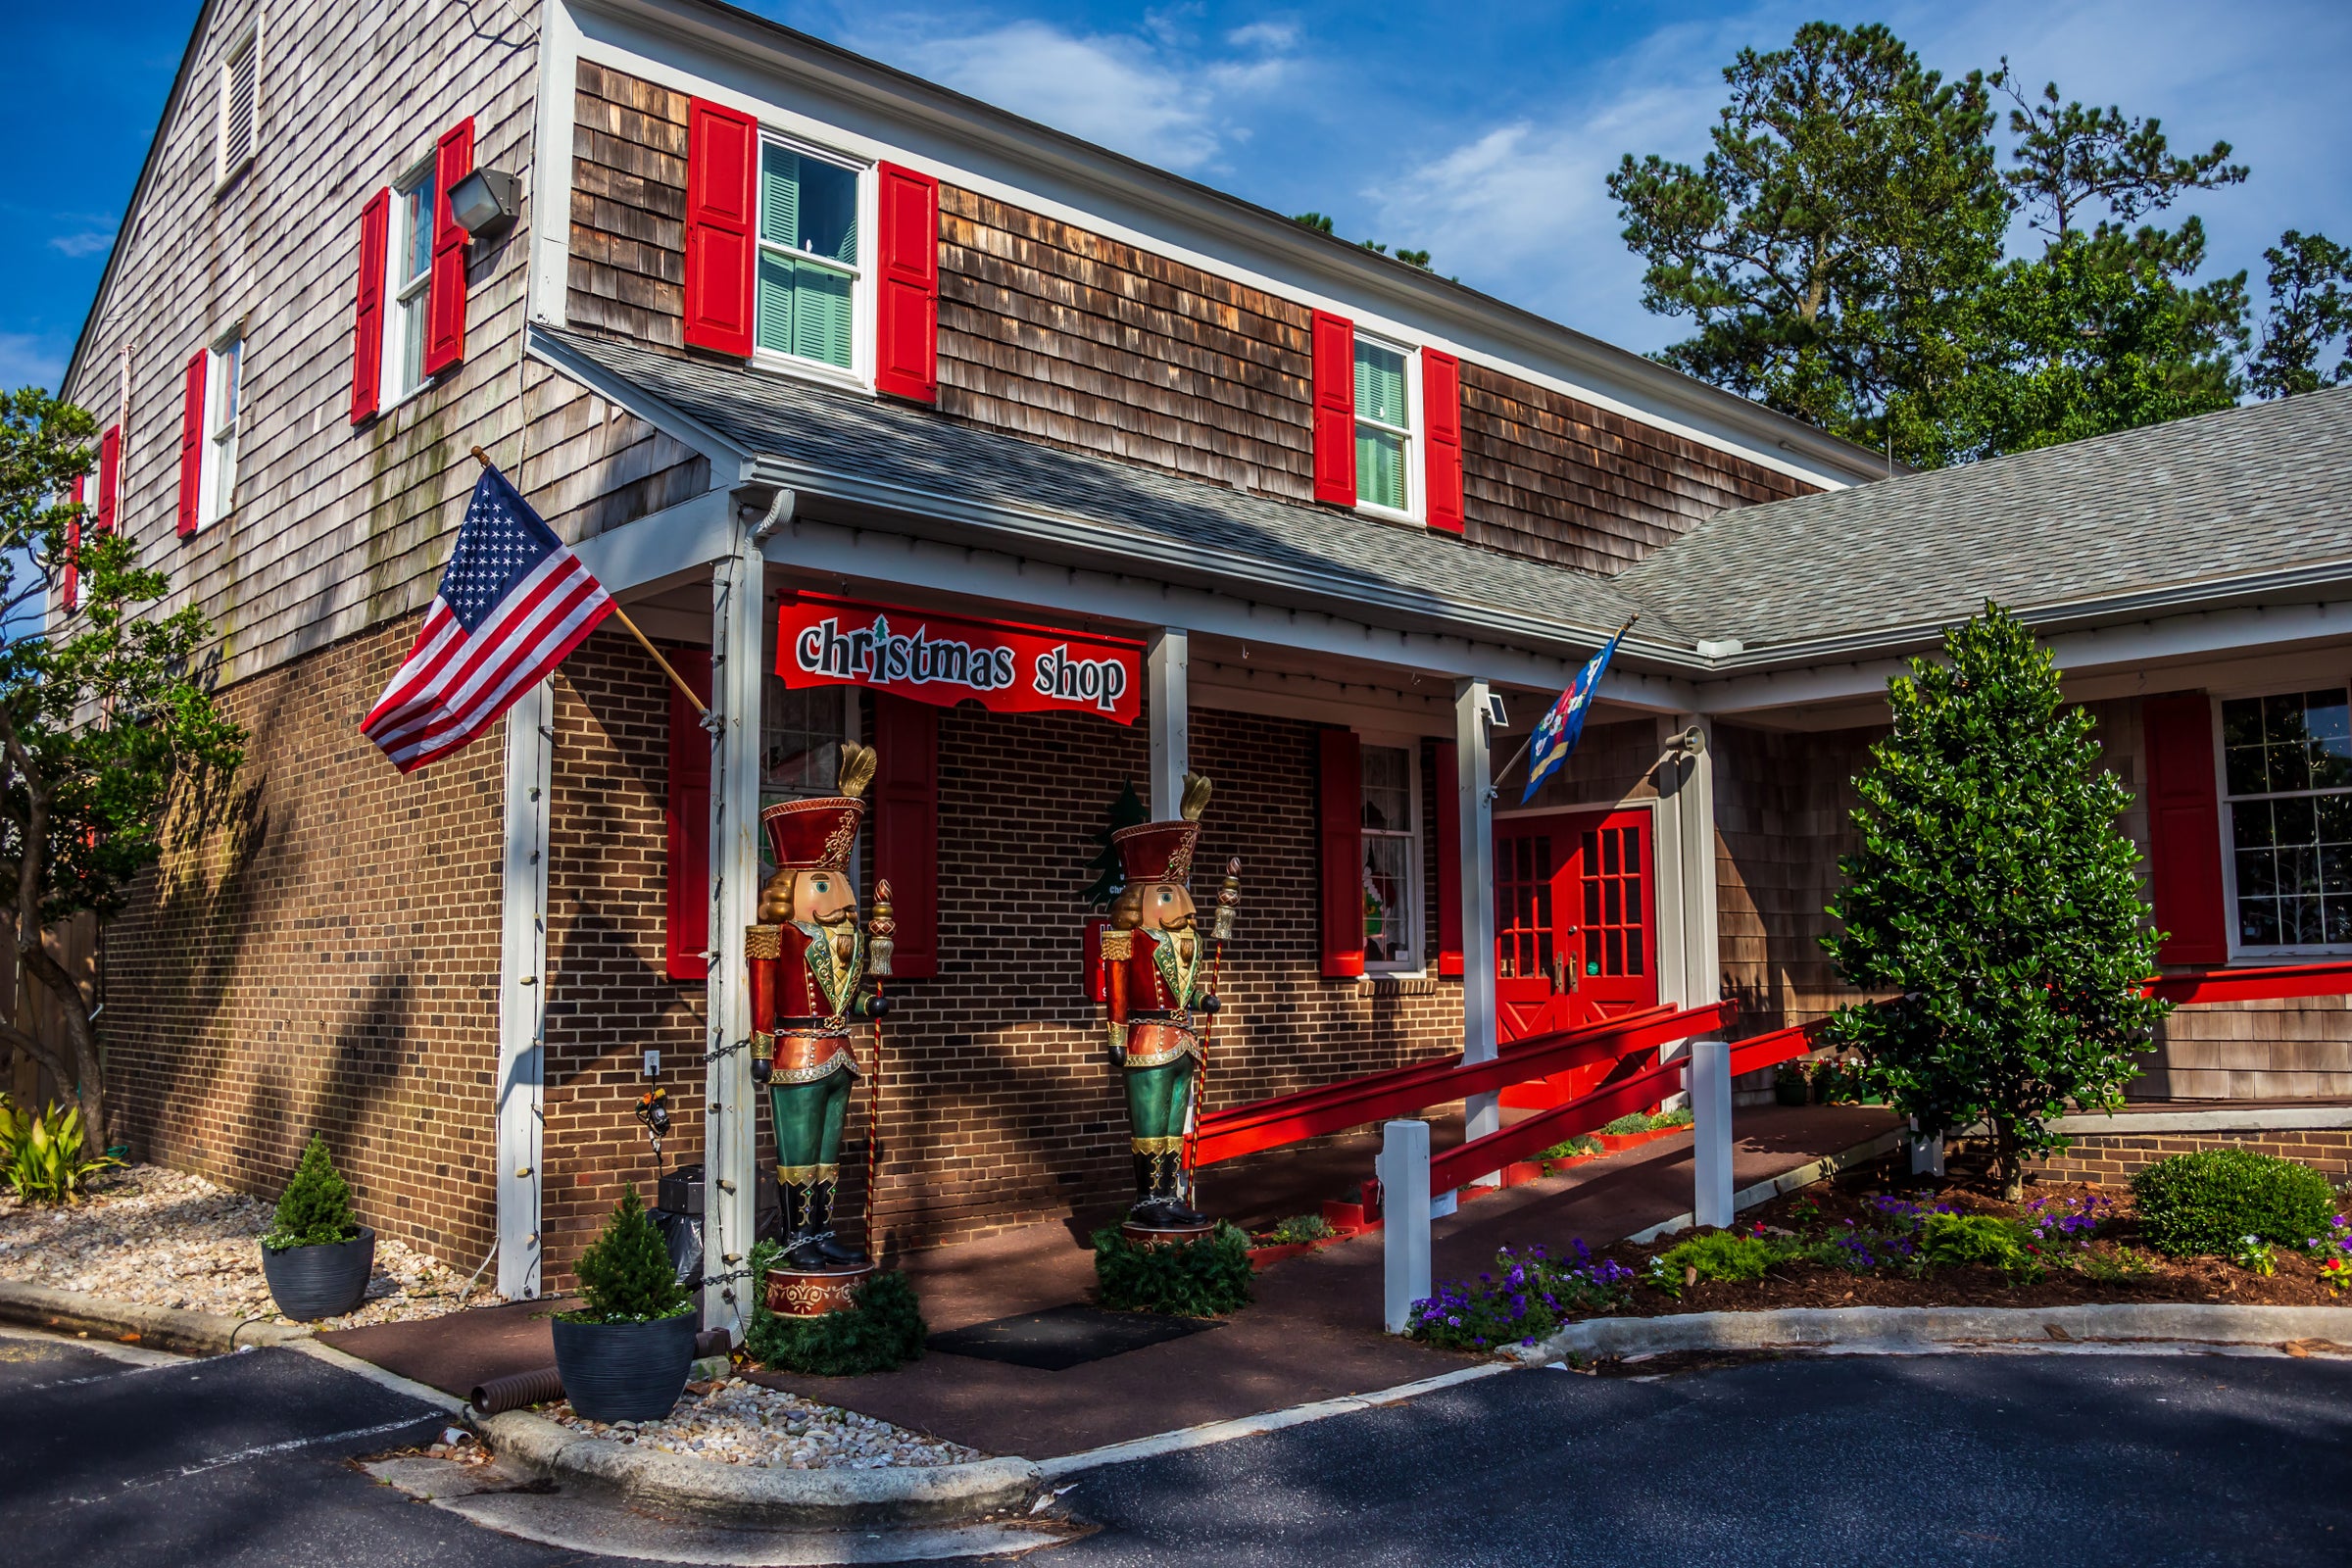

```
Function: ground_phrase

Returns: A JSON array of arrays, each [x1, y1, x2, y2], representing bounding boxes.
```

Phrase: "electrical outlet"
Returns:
[[642, 1049, 660, 1080]]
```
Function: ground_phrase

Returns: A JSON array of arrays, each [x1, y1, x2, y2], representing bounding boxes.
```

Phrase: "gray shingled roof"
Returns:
[[1616, 385, 2352, 654], [538, 327, 1672, 653]]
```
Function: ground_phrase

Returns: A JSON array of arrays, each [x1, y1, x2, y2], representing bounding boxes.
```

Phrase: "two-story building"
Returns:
[[56, 0, 2352, 1326]]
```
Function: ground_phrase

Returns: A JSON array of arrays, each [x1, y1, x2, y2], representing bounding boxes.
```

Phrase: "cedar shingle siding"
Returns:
[[568, 61, 689, 350]]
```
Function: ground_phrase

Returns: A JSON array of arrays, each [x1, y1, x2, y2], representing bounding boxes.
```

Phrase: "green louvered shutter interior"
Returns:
[[755, 143, 858, 370], [1353, 340, 1409, 508]]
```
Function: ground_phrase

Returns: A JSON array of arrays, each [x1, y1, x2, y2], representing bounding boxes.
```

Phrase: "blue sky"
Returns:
[[7, 1, 2347, 395]]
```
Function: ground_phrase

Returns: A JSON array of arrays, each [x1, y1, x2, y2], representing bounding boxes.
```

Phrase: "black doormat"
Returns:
[[925, 1304, 1220, 1371]]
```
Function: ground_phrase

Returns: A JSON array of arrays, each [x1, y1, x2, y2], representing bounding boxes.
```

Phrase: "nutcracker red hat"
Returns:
[[760, 744, 875, 871], [1111, 773, 1212, 886]]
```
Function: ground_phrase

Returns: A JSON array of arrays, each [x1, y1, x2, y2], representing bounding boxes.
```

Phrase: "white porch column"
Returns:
[[1147, 628, 1190, 818], [1378, 1118, 1432, 1334], [703, 541, 764, 1340], [1454, 679, 1498, 1152], [1671, 713, 1719, 1011], [1690, 1038, 1734, 1229], [495, 681, 553, 1300]]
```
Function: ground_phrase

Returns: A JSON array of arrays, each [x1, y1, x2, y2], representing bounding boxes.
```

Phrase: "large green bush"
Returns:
[[262, 1134, 360, 1247], [564, 1185, 691, 1323], [2131, 1149, 2338, 1257], [1092, 1222, 1253, 1316], [744, 1243, 927, 1376]]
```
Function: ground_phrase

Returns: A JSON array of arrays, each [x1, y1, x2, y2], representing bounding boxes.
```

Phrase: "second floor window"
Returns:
[[389, 166, 437, 401], [201, 334, 242, 525], [2223, 686, 2352, 952], [757, 142, 860, 372], [1354, 336, 1413, 514]]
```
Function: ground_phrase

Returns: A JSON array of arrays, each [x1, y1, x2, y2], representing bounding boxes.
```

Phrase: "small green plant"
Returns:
[[2132, 1149, 2337, 1258], [1646, 1106, 1693, 1130], [1919, 1212, 2040, 1279], [2232, 1236, 2278, 1278], [1260, 1213, 1332, 1246], [1656, 1231, 1791, 1286], [1538, 1134, 1602, 1160], [1599, 1112, 1651, 1136], [564, 1186, 691, 1324], [2072, 1244, 2156, 1284], [1411, 1242, 1639, 1349], [7, 1102, 122, 1204], [261, 1134, 361, 1248], [1092, 1222, 1254, 1317], [743, 1241, 927, 1375]]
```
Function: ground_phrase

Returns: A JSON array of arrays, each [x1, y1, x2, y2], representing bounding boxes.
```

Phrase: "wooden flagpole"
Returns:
[[470, 446, 709, 717]]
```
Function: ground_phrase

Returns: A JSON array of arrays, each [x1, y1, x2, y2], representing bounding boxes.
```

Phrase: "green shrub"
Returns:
[[1261, 1213, 1332, 1246], [1656, 1231, 1790, 1285], [1647, 1106, 1693, 1130], [744, 1243, 927, 1376], [9, 1102, 122, 1205], [1920, 1212, 2038, 1278], [2132, 1149, 2338, 1257], [262, 1133, 360, 1247], [1538, 1135, 1602, 1160], [564, 1185, 691, 1324], [1598, 1112, 1651, 1135], [1093, 1222, 1253, 1316]]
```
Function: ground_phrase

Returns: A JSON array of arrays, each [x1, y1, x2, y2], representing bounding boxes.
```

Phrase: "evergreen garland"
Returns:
[[565, 1185, 692, 1323], [262, 1134, 361, 1250], [1092, 1222, 1254, 1316], [743, 1240, 927, 1375], [1823, 604, 2170, 1197]]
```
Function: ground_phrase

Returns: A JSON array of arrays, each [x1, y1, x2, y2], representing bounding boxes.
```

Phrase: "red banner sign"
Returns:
[[774, 594, 1143, 724]]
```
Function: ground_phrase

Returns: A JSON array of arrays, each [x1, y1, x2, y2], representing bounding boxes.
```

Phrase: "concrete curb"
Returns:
[[1507, 1302, 2352, 1363], [0, 1279, 312, 1355], [469, 1407, 1044, 1528]]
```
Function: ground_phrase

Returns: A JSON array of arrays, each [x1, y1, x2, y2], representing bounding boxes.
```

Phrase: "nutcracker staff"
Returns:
[[1102, 774, 1221, 1229], [746, 744, 894, 1270]]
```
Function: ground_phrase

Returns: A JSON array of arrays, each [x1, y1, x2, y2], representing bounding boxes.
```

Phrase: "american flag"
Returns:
[[362, 465, 612, 773]]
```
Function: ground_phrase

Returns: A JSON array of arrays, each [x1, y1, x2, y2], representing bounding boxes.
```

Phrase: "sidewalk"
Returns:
[[318, 1102, 1897, 1460]]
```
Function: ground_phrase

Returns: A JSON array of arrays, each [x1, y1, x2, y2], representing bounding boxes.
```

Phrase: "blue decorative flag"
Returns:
[[1522, 624, 1628, 803]]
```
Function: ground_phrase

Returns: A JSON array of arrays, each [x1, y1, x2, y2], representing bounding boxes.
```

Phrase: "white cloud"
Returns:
[[0, 333, 70, 393], [885, 15, 1296, 172], [48, 229, 115, 259]]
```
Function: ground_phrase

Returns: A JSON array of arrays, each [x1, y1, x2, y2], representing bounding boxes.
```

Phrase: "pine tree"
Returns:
[[571, 1185, 690, 1322], [1823, 605, 2170, 1198], [1079, 778, 1148, 908], [266, 1134, 360, 1248]]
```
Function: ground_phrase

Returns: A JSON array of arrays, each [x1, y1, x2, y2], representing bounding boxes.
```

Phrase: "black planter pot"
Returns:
[[551, 1311, 696, 1423], [260, 1228, 375, 1321], [1773, 1073, 1811, 1107]]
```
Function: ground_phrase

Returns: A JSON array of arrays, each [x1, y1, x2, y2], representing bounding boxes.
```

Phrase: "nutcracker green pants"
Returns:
[[769, 1071, 852, 1178], [1123, 1058, 1196, 1146]]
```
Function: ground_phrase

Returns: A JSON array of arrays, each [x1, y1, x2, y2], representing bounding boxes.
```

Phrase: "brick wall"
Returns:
[[104, 617, 506, 1269], [2028, 1126, 2352, 1185]]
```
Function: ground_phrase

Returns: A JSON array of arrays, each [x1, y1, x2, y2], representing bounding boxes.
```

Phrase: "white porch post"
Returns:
[[1656, 714, 1718, 1109], [1454, 679, 1498, 1156], [704, 541, 764, 1340], [1378, 1118, 1432, 1334], [495, 681, 553, 1299], [1147, 628, 1190, 818], [1690, 1038, 1734, 1229]]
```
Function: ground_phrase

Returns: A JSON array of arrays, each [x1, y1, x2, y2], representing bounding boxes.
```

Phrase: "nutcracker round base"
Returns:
[[1118, 1216, 1216, 1247], [763, 1261, 877, 1318]]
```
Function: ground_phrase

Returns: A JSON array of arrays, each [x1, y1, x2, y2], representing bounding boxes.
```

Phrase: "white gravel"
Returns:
[[544, 1377, 984, 1470], [0, 1163, 497, 1325]]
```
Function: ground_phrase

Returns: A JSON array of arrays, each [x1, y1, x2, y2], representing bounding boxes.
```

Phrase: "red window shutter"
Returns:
[[872, 693, 940, 978], [352, 187, 389, 423], [664, 648, 714, 981], [64, 474, 82, 611], [1434, 740, 1462, 976], [422, 119, 473, 377], [2142, 692, 2229, 964], [175, 350, 206, 538], [1423, 349, 1464, 533], [1311, 310, 1356, 506], [96, 425, 120, 532], [1318, 726, 1364, 978], [874, 163, 940, 403], [683, 98, 758, 356]]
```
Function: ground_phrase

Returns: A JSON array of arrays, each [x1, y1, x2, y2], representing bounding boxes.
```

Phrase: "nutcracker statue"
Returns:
[[1102, 773, 1224, 1236], [747, 743, 896, 1297]]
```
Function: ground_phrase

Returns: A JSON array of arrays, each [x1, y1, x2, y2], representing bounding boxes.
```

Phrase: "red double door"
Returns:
[[1493, 809, 1659, 1109]]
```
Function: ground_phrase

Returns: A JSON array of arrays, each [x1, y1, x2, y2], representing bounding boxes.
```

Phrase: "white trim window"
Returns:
[[755, 139, 864, 375], [2221, 685, 2352, 952], [216, 22, 260, 187], [385, 161, 437, 404], [199, 333, 243, 526], [758, 677, 858, 880], [1359, 741, 1423, 971], [1353, 334, 1417, 517]]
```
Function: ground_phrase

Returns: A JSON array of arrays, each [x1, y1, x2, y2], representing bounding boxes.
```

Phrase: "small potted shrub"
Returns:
[[553, 1185, 696, 1422], [260, 1134, 375, 1320], [1773, 1063, 1812, 1106]]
